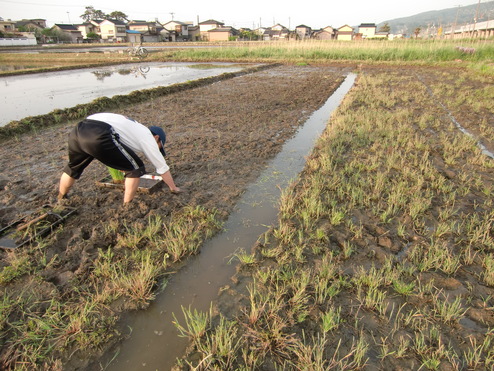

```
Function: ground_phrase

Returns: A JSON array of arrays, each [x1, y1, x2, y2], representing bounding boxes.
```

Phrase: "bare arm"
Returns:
[[161, 170, 181, 193]]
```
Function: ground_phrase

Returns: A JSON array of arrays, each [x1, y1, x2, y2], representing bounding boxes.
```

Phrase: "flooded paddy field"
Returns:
[[0, 62, 255, 126], [0, 64, 492, 370]]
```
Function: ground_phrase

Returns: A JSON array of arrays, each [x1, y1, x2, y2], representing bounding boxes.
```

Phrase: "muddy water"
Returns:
[[94, 74, 357, 371], [0, 62, 252, 127]]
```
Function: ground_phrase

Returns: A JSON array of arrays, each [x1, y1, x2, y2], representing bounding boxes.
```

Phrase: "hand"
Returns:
[[170, 187, 182, 194]]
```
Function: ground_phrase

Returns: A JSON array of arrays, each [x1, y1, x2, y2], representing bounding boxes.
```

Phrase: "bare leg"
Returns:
[[123, 177, 140, 204], [59, 172, 76, 199]]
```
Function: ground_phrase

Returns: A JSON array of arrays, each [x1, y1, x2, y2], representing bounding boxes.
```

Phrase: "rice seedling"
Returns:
[[112, 251, 161, 307], [482, 255, 494, 287], [431, 292, 466, 323], [92, 247, 116, 279], [253, 267, 272, 286], [377, 336, 396, 360], [287, 271, 310, 323], [243, 284, 267, 326], [259, 244, 282, 258], [107, 167, 125, 183], [357, 285, 388, 315], [314, 275, 342, 305], [0, 252, 32, 284], [321, 306, 342, 332], [290, 332, 328, 370], [341, 240, 354, 259], [392, 279, 416, 296], [173, 305, 212, 343], [232, 248, 256, 265], [116, 222, 146, 249], [195, 315, 241, 370], [243, 312, 298, 362], [329, 208, 345, 226], [395, 335, 411, 359], [409, 239, 461, 275], [463, 331, 494, 370]]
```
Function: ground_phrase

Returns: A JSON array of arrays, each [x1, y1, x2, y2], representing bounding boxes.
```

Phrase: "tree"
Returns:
[[378, 23, 390, 33], [239, 30, 259, 41], [107, 11, 128, 21], [41, 28, 71, 43], [86, 31, 100, 40], [80, 6, 106, 22], [414, 27, 421, 38]]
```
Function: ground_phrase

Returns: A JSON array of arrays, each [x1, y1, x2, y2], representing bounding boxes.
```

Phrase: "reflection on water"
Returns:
[[0, 65, 37, 71], [92, 66, 151, 81], [0, 62, 253, 126]]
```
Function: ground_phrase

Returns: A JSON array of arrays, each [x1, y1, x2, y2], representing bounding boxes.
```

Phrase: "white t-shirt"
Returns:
[[88, 113, 170, 174]]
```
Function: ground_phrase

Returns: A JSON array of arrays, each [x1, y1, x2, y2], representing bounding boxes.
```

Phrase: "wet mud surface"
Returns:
[[0, 64, 348, 367], [0, 63, 492, 369], [0, 65, 348, 223]]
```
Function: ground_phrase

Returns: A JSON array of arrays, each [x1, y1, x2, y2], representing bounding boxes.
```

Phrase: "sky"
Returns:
[[0, 0, 482, 29]]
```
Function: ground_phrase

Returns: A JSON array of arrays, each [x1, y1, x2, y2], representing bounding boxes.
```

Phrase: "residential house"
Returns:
[[126, 29, 142, 43], [0, 19, 16, 33], [336, 24, 353, 40], [188, 25, 200, 41], [263, 24, 289, 40], [162, 20, 191, 41], [254, 26, 268, 37], [15, 19, 46, 31], [13, 19, 46, 43], [312, 26, 335, 40], [51, 24, 83, 43], [199, 19, 224, 41], [128, 20, 160, 42], [358, 23, 376, 38], [295, 24, 312, 40], [208, 26, 238, 41], [99, 19, 127, 42], [76, 22, 98, 40], [356, 23, 388, 39]]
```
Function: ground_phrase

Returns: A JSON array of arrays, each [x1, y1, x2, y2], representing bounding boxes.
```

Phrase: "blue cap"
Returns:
[[149, 126, 166, 156]]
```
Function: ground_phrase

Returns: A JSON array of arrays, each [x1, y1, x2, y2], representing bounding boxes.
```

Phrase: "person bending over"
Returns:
[[58, 112, 180, 204]]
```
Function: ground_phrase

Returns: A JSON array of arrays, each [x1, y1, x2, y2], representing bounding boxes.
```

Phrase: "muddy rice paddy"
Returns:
[[0, 63, 493, 370]]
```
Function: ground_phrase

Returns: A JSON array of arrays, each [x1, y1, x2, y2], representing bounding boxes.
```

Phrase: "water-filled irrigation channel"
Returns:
[[95, 73, 357, 371], [417, 74, 494, 160]]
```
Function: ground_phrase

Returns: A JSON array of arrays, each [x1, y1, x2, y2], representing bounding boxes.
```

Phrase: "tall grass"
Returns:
[[165, 39, 494, 66]]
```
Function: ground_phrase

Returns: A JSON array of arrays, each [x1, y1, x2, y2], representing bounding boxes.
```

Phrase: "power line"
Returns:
[[0, 0, 84, 6]]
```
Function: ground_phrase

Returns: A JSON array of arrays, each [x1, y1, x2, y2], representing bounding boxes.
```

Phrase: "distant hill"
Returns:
[[377, 0, 494, 36]]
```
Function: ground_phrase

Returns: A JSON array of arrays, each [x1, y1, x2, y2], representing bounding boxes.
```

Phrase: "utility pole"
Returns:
[[473, 0, 481, 37], [170, 12, 175, 20], [452, 5, 460, 39], [67, 12, 71, 24]]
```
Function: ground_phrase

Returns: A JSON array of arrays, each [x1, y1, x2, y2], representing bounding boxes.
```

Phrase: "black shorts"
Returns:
[[63, 119, 146, 179]]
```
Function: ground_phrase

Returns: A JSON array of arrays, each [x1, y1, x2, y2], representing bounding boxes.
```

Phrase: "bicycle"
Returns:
[[126, 44, 149, 59]]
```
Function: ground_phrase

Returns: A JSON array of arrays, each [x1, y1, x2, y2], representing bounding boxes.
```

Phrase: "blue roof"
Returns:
[[126, 30, 141, 34]]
